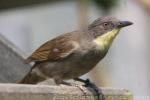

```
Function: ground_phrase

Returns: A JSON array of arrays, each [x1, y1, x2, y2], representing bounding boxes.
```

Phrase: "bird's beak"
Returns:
[[118, 21, 133, 28]]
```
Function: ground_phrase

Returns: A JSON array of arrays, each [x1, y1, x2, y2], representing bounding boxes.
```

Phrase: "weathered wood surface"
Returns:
[[0, 34, 31, 83], [0, 83, 133, 100]]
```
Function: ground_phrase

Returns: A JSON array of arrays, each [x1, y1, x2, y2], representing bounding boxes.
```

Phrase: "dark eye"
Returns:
[[103, 22, 109, 27], [103, 22, 114, 29]]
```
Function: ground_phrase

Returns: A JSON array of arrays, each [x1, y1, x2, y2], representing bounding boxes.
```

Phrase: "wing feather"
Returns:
[[26, 33, 79, 63]]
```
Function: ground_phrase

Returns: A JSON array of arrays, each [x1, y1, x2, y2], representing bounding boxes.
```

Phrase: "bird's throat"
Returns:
[[93, 29, 120, 51]]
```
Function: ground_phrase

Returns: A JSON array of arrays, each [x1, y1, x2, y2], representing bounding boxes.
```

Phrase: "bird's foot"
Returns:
[[84, 79, 100, 94], [59, 81, 87, 95], [73, 84, 87, 95], [84, 79, 101, 100], [74, 78, 100, 100]]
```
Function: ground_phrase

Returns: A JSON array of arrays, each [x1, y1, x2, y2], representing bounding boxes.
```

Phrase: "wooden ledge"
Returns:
[[0, 83, 133, 100]]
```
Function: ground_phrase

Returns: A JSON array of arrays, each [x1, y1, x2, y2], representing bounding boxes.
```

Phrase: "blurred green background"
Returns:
[[0, 0, 150, 99]]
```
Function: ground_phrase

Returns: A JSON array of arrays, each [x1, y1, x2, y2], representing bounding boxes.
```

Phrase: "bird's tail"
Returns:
[[17, 66, 46, 84]]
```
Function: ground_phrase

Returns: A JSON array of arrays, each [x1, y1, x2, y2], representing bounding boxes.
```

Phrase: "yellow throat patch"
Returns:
[[93, 28, 121, 51]]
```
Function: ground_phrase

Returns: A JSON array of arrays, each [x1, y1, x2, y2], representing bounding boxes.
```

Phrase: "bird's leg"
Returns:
[[74, 77, 90, 84], [74, 78, 100, 99]]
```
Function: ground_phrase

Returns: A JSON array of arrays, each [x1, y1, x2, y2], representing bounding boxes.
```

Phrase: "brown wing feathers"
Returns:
[[25, 33, 79, 63]]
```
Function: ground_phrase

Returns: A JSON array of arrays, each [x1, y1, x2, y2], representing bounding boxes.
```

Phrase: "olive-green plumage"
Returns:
[[18, 16, 133, 84]]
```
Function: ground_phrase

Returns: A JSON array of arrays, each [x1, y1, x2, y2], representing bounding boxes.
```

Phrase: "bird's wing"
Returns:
[[25, 34, 79, 63]]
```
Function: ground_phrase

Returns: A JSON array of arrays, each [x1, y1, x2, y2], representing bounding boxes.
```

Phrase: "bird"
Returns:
[[18, 16, 133, 86]]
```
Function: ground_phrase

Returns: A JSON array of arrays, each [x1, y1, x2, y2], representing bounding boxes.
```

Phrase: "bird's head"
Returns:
[[88, 16, 133, 51]]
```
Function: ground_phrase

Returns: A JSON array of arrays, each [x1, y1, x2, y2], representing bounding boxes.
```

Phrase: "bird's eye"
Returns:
[[103, 22, 109, 27], [103, 22, 114, 29]]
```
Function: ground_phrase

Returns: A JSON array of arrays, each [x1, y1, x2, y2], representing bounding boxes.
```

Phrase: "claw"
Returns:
[[74, 85, 87, 95], [59, 81, 88, 95], [74, 78, 101, 100]]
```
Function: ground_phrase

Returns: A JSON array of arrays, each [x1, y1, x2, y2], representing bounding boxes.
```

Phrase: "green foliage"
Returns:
[[93, 0, 118, 11]]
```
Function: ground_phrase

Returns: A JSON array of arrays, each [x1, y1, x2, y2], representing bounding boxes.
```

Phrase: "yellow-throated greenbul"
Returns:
[[18, 16, 133, 86]]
